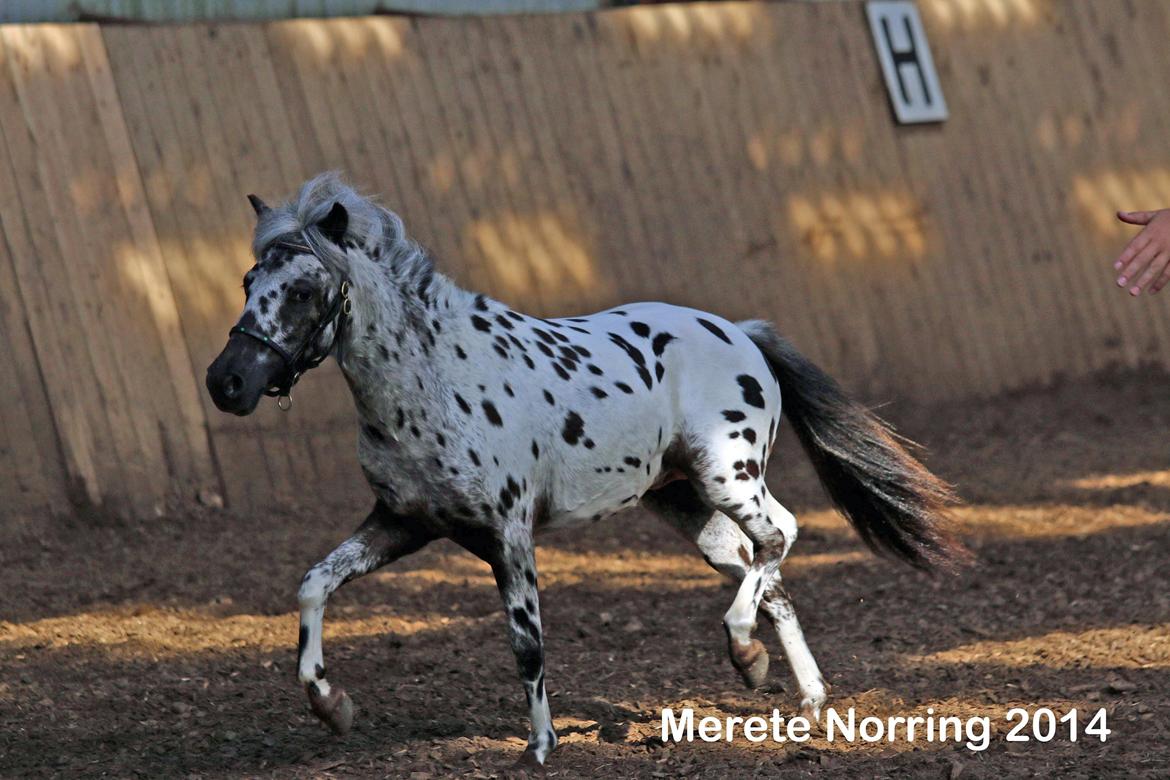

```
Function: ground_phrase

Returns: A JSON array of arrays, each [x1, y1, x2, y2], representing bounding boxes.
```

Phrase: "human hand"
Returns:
[[1113, 209, 1170, 295]]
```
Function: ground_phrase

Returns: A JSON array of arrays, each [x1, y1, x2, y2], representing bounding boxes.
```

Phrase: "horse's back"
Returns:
[[540, 301, 782, 518], [556, 301, 781, 420]]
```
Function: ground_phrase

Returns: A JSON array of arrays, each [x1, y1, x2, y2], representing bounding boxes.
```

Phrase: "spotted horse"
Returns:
[[206, 173, 966, 771]]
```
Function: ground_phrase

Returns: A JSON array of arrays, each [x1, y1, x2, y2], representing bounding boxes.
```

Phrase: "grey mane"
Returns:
[[253, 171, 435, 284]]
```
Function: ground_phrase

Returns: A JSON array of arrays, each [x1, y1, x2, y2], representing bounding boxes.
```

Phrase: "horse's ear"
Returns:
[[247, 194, 269, 216], [319, 201, 349, 245]]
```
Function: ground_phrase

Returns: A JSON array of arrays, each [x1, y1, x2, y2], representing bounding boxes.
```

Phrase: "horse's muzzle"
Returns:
[[206, 337, 278, 416]]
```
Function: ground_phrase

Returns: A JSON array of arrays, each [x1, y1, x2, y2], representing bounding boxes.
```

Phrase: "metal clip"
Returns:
[[276, 394, 292, 411]]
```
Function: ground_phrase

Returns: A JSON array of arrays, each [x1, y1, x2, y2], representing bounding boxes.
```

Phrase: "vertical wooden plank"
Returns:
[[414, 18, 552, 314], [471, 16, 616, 313], [670, 7, 766, 321], [245, 23, 365, 494], [0, 237, 65, 516], [192, 23, 322, 498], [31, 25, 185, 514], [0, 26, 150, 516], [1002, 8, 1119, 378], [773, 4, 889, 393], [687, 6, 832, 370], [0, 42, 104, 513], [972, 13, 1092, 385], [1064, 0, 1170, 369], [907, 22, 1044, 392], [104, 24, 278, 511], [391, 17, 502, 296], [338, 18, 442, 242], [587, 12, 693, 304], [622, 7, 746, 317], [550, 15, 664, 305], [735, 7, 852, 375], [828, 3, 972, 399], [76, 26, 220, 497]]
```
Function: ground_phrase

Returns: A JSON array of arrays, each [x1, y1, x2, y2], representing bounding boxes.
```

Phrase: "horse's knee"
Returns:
[[765, 497, 798, 549], [298, 566, 329, 610]]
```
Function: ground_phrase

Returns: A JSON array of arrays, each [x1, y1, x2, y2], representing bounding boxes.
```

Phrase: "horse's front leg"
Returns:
[[297, 500, 434, 735], [460, 526, 556, 769]]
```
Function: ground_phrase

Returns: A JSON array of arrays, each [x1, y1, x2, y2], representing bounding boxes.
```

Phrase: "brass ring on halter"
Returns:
[[276, 394, 292, 411]]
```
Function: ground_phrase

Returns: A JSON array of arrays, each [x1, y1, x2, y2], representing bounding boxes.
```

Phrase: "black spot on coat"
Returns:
[[737, 375, 766, 408], [562, 412, 586, 445], [482, 400, 503, 426], [697, 318, 733, 344], [651, 332, 676, 356]]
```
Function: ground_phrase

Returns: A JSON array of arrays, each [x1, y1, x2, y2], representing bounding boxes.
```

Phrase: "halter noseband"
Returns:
[[229, 238, 351, 410]]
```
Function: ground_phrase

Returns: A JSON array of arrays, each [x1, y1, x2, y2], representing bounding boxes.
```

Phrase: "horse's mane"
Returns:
[[253, 172, 434, 282]]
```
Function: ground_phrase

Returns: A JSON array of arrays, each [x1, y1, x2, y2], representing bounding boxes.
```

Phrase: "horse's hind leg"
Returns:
[[649, 479, 827, 719], [297, 500, 434, 735], [717, 483, 827, 720], [760, 571, 828, 721], [643, 481, 769, 687]]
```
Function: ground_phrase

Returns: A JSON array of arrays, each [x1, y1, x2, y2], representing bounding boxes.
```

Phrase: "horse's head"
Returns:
[[206, 194, 352, 415]]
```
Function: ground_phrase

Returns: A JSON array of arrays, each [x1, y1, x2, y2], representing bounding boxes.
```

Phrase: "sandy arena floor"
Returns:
[[1, 372, 1168, 778]]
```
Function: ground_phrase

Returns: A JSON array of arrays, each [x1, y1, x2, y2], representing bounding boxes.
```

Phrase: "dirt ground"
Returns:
[[2, 371, 1168, 779]]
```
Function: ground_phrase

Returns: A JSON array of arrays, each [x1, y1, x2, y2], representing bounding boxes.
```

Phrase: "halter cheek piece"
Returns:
[[228, 238, 351, 411]]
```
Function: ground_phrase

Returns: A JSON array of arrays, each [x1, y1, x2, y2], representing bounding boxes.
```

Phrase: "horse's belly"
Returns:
[[542, 452, 667, 530]]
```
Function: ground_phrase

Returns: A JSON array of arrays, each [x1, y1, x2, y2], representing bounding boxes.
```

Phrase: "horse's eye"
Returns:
[[291, 288, 314, 303]]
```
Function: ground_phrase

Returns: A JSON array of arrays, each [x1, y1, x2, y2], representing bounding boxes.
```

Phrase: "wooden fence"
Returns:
[[3, 0, 1169, 520]]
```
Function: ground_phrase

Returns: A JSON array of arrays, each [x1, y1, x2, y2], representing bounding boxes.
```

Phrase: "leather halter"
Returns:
[[228, 238, 351, 410]]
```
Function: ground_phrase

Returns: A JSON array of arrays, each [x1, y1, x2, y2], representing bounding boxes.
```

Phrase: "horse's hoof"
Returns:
[[799, 686, 827, 724], [729, 638, 769, 689], [505, 750, 546, 776], [799, 699, 822, 724], [307, 683, 354, 736]]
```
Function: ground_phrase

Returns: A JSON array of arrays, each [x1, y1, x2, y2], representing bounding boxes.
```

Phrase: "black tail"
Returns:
[[739, 320, 968, 571]]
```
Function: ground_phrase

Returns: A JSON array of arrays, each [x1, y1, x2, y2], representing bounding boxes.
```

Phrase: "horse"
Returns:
[[205, 173, 965, 770]]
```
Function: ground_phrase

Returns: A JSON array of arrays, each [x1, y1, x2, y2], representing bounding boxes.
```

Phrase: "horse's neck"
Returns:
[[337, 268, 469, 419]]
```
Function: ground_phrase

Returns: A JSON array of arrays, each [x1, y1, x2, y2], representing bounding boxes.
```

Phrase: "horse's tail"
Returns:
[[737, 319, 968, 571]]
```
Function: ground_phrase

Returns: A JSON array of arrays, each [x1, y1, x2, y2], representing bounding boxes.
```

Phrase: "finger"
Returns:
[[1152, 261, 1170, 293], [1118, 210, 1159, 225], [1114, 233, 1150, 270], [1118, 240, 1160, 287], [1131, 251, 1170, 296]]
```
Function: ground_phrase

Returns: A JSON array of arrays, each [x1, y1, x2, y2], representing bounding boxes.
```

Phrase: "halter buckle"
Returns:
[[276, 394, 292, 411], [340, 280, 352, 316]]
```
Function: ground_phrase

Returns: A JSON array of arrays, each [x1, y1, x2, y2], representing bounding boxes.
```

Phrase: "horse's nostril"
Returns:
[[222, 373, 244, 399]]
